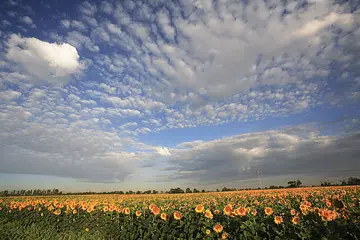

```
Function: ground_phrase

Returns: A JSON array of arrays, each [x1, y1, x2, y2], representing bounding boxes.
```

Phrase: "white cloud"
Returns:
[[106, 22, 122, 36], [0, 90, 22, 101], [61, 19, 87, 31], [66, 31, 100, 52], [6, 34, 85, 85], [1, 19, 12, 28], [78, 1, 97, 16], [104, 95, 166, 111], [118, 109, 142, 117], [21, 16, 33, 25], [60, 19, 70, 28], [100, 1, 113, 14], [294, 12, 354, 38], [71, 20, 87, 31], [295, 100, 309, 111], [156, 147, 171, 156], [157, 10, 176, 41], [99, 83, 116, 93], [119, 122, 138, 129]]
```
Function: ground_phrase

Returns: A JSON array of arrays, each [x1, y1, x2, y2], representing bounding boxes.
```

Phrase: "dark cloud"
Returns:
[[164, 127, 360, 185]]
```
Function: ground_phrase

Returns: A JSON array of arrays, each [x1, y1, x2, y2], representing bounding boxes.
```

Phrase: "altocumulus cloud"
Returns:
[[0, 0, 359, 189]]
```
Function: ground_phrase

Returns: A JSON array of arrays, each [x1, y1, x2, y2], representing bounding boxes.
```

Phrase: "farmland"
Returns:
[[0, 186, 359, 240]]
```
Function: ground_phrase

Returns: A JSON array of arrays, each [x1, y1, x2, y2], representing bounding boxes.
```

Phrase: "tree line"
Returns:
[[1, 177, 359, 197], [320, 177, 360, 187], [0, 188, 62, 197]]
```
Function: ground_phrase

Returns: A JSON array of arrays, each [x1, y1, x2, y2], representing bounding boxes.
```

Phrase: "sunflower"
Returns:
[[135, 211, 142, 217], [161, 213, 168, 221], [264, 207, 273, 216], [221, 232, 229, 239], [290, 209, 296, 216], [300, 204, 308, 212], [173, 211, 182, 220], [205, 209, 213, 219], [292, 216, 299, 225], [124, 207, 130, 215], [149, 203, 156, 210], [223, 205, 232, 216], [238, 207, 247, 216], [195, 205, 204, 213], [87, 206, 94, 213], [152, 206, 160, 215], [53, 209, 61, 215], [213, 223, 223, 233], [274, 216, 283, 225], [251, 209, 257, 216]]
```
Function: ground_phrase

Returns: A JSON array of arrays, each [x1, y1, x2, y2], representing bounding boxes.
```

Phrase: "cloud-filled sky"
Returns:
[[0, 0, 359, 192]]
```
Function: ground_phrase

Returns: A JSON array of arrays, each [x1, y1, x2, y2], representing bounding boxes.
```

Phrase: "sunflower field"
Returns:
[[0, 186, 359, 240]]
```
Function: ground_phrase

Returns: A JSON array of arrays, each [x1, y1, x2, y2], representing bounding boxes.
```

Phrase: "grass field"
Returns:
[[1, 186, 360, 240]]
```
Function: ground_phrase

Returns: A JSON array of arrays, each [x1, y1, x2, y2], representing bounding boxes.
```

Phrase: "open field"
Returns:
[[0, 186, 359, 240]]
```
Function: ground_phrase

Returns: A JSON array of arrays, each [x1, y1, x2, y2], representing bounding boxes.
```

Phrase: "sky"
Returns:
[[0, 0, 360, 193]]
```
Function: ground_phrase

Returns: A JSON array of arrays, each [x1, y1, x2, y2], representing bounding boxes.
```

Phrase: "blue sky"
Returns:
[[0, 0, 360, 192]]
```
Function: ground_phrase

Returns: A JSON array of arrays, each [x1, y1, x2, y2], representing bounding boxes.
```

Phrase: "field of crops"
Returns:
[[0, 186, 359, 240]]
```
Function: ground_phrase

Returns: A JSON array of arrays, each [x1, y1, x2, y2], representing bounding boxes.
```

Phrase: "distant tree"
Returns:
[[321, 181, 332, 186], [185, 188, 192, 193], [52, 189, 59, 195], [136, 191, 141, 194], [288, 180, 302, 188], [216, 189, 220, 192], [287, 181, 296, 188], [222, 187, 236, 192], [347, 177, 360, 185], [201, 189, 205, 193], [152, 190, 158, 194], [193, 188, 200, 193], [296, 180, 302, 187], [169, 188, 184, 194]]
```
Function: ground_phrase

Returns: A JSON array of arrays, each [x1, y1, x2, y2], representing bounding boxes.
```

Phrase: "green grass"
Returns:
[[0, 217, 115, 240]]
